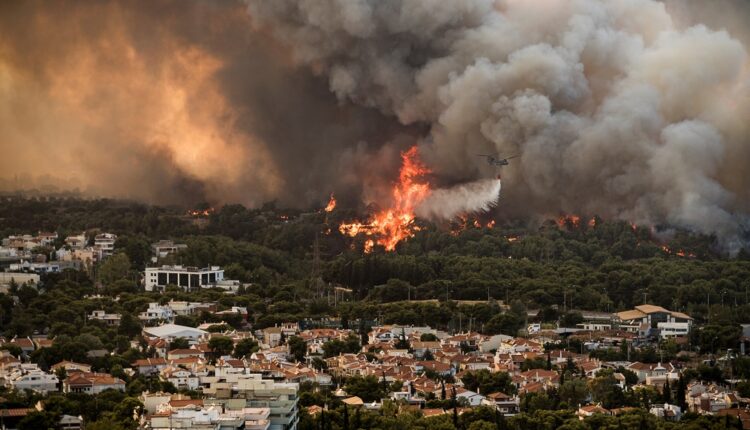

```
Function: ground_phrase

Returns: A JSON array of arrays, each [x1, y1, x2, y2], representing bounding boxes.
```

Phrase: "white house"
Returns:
[[64, 372, 125, 394], [139, 303, 175, 323], [8, 366, 59, 393], [456, 389, 486, 407]]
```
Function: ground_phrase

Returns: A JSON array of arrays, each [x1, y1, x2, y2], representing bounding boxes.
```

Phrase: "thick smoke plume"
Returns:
[[247, 0, 750, 250], [417, 179, 502, 221], [0, 0, 408, 206]]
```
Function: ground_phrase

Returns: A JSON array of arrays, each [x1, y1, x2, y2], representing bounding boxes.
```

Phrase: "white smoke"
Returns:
[[247, 0, 750, 251], [416, 178, 502, 221]]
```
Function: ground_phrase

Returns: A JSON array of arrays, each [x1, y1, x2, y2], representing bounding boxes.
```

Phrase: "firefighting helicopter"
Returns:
[[476, 153, 520, 167]]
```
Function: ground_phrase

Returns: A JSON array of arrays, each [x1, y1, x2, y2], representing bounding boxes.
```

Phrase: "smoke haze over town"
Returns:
[[2, 0, 750, 249]]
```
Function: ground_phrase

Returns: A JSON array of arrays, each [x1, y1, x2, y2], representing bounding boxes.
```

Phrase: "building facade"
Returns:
[[144, 265, 225, 292]]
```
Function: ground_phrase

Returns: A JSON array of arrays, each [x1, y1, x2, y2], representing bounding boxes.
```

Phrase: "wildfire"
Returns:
[[661, 245, 696, 258], [506, 235, 519, 242], [187, 208, 214, 217], [486, 220, 496, 229], [339, 146, 431, 252], [556, 214, 581, 228], [588, 217, 597, 228], [324, 193, 336, 213]]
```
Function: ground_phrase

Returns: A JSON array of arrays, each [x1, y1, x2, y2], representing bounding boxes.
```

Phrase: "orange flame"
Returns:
[[324, 193, 337, 213], [506, 235, 519, 242], [363, 239, 375, 254], [556, 214, 581, 228], [486, 220, 496, 229], [187, 208, 214, 217], [662, 245, 696, 258], [339, 146, 431, 251]]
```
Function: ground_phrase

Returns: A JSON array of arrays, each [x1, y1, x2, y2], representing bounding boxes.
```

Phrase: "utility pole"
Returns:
[[643, 292, 647, 305]]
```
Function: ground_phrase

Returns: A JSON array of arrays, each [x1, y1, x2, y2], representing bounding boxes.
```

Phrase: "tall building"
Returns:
[[144, 265, 224, 292]]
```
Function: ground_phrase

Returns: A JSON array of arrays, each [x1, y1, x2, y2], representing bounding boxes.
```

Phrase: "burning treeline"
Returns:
[[338, 146, 432, 252], [247, 0, 750, 253]]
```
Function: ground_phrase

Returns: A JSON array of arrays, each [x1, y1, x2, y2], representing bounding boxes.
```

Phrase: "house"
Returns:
[[0, 408, 35, 430], [456, 389, 486, 406], [63, 372, 125, 394], [65, 233, 87, 249], [8, 365, 59, 393], [5, 337, 35, 355], [482, 392, 520, 416], [139, 303, 175, 323], [161, 367, 201, 390], [142, 324, 207, 341], [263, 327, 284, 348], [59, 414, 84, 430], [650, 403, 682, 421], [478, 334, 514, 353], [578, 404, 612, 419], [627, 362, 677, 384], [415, 361, 454, 377], [94, 233, 117, 257], [151, 240, 188, 258], [614, 305, 692, 339], [132, 358, 168, 375], [412, 341, 441, 358], [167, 349, 205, 360], [88, 310, 121, 326]]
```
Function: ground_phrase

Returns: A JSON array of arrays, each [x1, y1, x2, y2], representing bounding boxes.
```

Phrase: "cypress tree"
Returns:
[[662, 378, 672, 404]]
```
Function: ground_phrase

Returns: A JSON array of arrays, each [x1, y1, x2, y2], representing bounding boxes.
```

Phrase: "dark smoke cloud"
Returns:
[[246, 0, 750, 250], [0, 0, 410, 206]]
